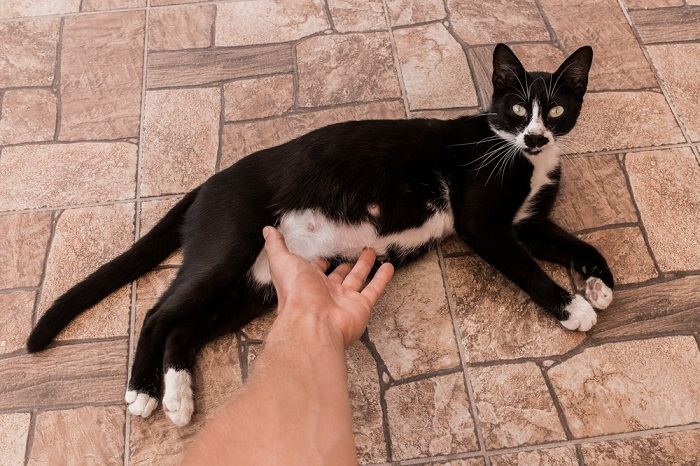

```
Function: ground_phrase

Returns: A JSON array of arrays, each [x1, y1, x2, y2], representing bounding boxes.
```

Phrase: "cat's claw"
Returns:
[[585, 277, 613, 310], [125, 390, 158, 418], [560, 294, 597, 332], [163, 369, 194, 427]]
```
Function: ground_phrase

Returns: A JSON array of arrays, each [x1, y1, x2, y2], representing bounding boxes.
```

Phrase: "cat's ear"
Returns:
[[492, 43, 526, 90], [553, 46, 593, 95]]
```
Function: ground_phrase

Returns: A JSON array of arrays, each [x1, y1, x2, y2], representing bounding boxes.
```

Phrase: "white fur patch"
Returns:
[[163, 368, 194, 427], [513, 144, 561, 223], [560, 294, 597, 332], [585, 277, 613, 310], [126, 391, 158, 418]]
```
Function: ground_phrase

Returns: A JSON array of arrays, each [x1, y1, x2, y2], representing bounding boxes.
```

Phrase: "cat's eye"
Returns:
[[548, 106, 565, 118], [512, 104, 527, 116]]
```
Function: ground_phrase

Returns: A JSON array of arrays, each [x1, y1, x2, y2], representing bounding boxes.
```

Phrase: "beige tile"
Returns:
[[0, 212, 52, 288], [448, 0, 549, 44], [385, 372, 478, 460], [328, 0, 386, 32], [81, 0, 147, 11], [0, 413, 31, 466], [0, 0, 79, 19], [440, 234, 472, 256], [394, 23, 478, 110], [626, 148, 700, 271], [648, 43, 700, 141], [134, 268, 178, 340], [0, 142, 137, 211], [387, 0, 446, 26], [368, 251, 460, 380], [471, 362, 565, 449], [223, 75, 294, 121], [430, 459, 485, 466], [140, 87, 220, 196], [581, 430, 700, 465], [140, 198, 183, 266], [148, 4, 213, 51], [38, 204, 135, 340], [0, 89, 56, 145], [624, 0, 683, 8], [0, 291, 35, 354], [490, 446, 578, 465], [297, 32, 400, 107], [241, 311, 277, 341], [548, 336, 700, 437], [630, 7, 700, 44], [0, 18, 60, 87], [29, 406, 124, 466], [215, 0, 328, 47], [151, 0, 205, 5], [410, 108, 479, 120], [445, 256, 583, 363]]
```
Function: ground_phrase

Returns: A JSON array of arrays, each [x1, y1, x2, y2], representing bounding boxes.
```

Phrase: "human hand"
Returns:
[[262, 226, 394, 348]]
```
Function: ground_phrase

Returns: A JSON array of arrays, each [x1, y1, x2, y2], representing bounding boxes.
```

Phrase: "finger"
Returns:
[[343, 248, 377, 291], [361, 262, 394, 306], [328, 263, 353, 284], [311, 257, 329, 272], [262, 226, 289, 259]]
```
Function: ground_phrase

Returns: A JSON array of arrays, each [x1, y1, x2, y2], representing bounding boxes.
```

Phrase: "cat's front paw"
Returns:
[[585, 277, 613, 310], [560, 294, 597, 332], [125, 390, 158, 418], [163, 368, 194, 427]]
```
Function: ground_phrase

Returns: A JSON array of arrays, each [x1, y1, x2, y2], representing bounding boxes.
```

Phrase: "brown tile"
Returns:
[[0, 413, 30, 466], [440, 234, 472, 256], [140, 87, 220, 196], [0, 142, 137, 211], [548, 336, 700, 437], [368, 251, 460, 380], [581, 430, 700, 465], [241, 311, 277, 341], [385, 372, 478, 460], [0, 291, 35, 354], [328, 0, 386, 32], [0, 339, 127, 410], [490, 446, 579, 465], [221, 101, 405, 167], [445, 256, 583, 363], [410, 108, 479, 120], [151, 0, 205, 5], [448, 0, 549, 44], [626, 148, 700, 271], [387, 0, 446, 26], [0, 89, 56, 145], [38, 204, 135, 340], [148, 4, 213, 51], [394, 23, 477, 110], [296, 32, 401, 107], [29, 406, 124, 466], [631, 7, 700, 44], [624, 0, 683, 8], [551, 155, 637, 231], [0, 212, 52, 288], [134, 268, 178, 339], [147, 44, 293, 88], [430, 459, 485, 466], [140, 198, 183, 266], [0, 0, 79, 19], [539, 0, 656, 91], [59, 11, 144, 140], [648, 43, 700, 142], [214, 0, 329, 47], [471, 362, 565, 449], [223, 75, 294, 122], [81, 0, 146, 11], [0, 18, 60, 87]]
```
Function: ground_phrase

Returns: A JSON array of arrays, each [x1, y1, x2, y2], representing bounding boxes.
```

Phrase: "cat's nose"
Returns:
[[524, 133, 549, 148]]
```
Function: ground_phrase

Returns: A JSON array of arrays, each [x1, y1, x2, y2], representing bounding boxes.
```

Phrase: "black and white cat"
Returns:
[[27, 44, 614, 427]]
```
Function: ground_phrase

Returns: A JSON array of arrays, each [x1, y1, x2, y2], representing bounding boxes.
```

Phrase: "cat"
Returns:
[[27, 44, 614, 427]]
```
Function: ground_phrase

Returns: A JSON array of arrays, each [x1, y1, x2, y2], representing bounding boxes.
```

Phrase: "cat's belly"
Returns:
[[249, 208, 455, 285]]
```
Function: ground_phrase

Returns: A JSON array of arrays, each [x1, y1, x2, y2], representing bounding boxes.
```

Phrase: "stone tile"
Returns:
[[0, 18, 60, 87], [626, 148, 700, 271], [215, 0, 329, 47], [490, 446, 579, 465], [0, 413, 30, 466], [440, 234, 472, 256], [445, 256, 583, 363], [223, 75, 294, 121], [551, 155, 637, 231], [29, 406, 124, 465], [539, 0, 656, 91], [37, 204, 135, 340], [60, 11, 144, 140], [0, 339, 127, 410], [0, 212, 52, 288], [82, 0, 146, 11], [134, 268, 177, 339], [631, 7, 700, 44], [0, 0, 79, 19], [578, 227, 657, 285], [148, 4, 213, 51], [151, 0, 205, 5], [410, 108, 479, 120], [548, 336, 700, 437], [346, 342, 386, 464], [385, 372, 478, 460], [648, 43, 700, 141], [624, 0, 683, 8], [470, 362, 565, 449], [241, 311, 277, 341], [564, 92, 684, 153], [429, 459, 485, 466], [221, 101, 405, 167], [581, 430, 700, 465], [296, 32, 400, 107], [387, 0, 446, 26], [368, 251, 460, 380], [0, 291, 35, 354], [147, 44, 293, 88], [394, 23, 477, 110], [0, 142, 137, 211], [140, 87, 220, 196], [327, 0, 386, 32], [0, 89, 56, 145], [140, 197, 183, 266], [448, 0, 549, 44]]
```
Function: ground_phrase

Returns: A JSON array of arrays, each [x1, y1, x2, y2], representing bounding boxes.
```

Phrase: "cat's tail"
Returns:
[[26, 188, 200, 353]]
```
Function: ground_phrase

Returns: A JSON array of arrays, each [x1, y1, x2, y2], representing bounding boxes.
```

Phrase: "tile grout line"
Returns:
[[52, 18, 64, 141], [380, 0, 411, 118], [536, 362, 581, 460], [214, 82, 225, 172], [31, 211, 60, 326], [533, 0, 565, 51], [22, 410, 37, 466]]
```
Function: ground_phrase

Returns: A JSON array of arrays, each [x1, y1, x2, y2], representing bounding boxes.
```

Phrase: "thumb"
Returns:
[[263, 226, 289, 259]]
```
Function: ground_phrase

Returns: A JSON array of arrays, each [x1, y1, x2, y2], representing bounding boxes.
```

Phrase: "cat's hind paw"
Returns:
[[125, 390, 158, 418], [560, 295, 597, 332], [163, 368, 194, 427], [585, 277, 613, 310]]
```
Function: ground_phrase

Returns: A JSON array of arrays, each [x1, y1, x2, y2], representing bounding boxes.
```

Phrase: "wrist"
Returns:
[[267, 305, 346, 352]]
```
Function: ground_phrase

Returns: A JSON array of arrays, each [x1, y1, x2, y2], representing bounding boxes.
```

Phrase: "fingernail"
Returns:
[[263, 226, 273, 239]]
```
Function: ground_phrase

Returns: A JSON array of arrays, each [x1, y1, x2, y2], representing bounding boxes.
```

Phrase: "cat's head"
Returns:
[[487, 43, 593, 155]]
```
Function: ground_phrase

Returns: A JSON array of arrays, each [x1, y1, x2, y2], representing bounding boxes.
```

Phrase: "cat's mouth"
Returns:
[[523, 147, 543, 155]]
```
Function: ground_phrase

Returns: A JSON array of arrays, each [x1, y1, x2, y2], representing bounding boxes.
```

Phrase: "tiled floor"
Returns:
[[0, 0, 699, 464]]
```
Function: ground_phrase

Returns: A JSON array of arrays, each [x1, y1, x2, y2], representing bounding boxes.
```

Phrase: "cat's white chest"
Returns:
[[513, 145, 561, 223]]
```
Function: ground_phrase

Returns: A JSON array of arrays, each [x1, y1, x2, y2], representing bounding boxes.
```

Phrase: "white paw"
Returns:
[[126, 390, 158, 418], [163, 368, 194, 427], [585, 277, 613, 310], [560, 294, 597, 332]]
